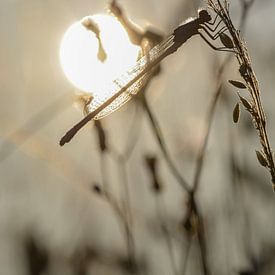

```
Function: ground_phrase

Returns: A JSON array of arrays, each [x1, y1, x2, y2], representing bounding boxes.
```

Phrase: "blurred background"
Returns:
[[1, 0, 275, 274]]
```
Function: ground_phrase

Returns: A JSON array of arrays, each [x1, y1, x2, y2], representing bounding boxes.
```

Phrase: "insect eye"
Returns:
[[198, 10, 211, 21]]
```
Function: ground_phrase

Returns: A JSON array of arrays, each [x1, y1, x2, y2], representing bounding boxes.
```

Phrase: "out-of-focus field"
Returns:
[[1, 0, 275, 274]]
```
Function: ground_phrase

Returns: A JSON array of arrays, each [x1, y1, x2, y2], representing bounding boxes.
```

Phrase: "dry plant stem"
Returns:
[[98, 104, 144, 270], [98, 152, 136, 266], [195, 206, 209, 275], [208, 0, 275, 189], [191, 0, 256, 195], [119, 102, 143, 160], [192, 84, 222, 193], [185, 190, 210, 275], [99, 153, 124, 220], [178, 65, 225, 275], [154, 195, 179, 275], [112, 4, 192, 266], [187, 3, 255, 274], [181, 237, 192, 275], [188, 83, 223, 275], [197, 218, 208, 275], [141, 93, 190, 192], [109, 102, 142, 161], [192, 0, 252, 192], [117, 157, 136, 265], [109, 105, 144, 266], [225, 102, 256, 265], [229, 144, 253, 264], [106, 107, 142, 267]]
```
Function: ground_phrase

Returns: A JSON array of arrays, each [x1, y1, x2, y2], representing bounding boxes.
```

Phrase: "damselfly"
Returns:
[[60, 9, 233, 146]]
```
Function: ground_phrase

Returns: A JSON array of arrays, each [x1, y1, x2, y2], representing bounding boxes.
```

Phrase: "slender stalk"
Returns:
[[118, 156, 136, 266], [208, 0, 275, 190], [98, 151, 136, 269], [181, 237, 192, 275], [184, 2, 255, 274], [141, 93, 190, 192], [155, 195, 179, 275]]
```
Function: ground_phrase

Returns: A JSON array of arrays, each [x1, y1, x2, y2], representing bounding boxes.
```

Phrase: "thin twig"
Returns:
[[118, 157, 136, 266], [141, 93, 191, 193], [208, 0, 275, 191], [181, 237, 192, 275], [96, 148, 137, 268], [155, 195, 179, 275], [186, 2, 255, 274]]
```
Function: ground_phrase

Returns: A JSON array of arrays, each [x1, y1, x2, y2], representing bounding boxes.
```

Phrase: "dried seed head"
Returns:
[[252, 118, 259, 130], [256, 150, 268, 167], [238, 94, 252, 110], [219, 33, 234, 49], [233, 103, 240, 123], [228, 80, 246, 89], [239, 63, 248, 76]]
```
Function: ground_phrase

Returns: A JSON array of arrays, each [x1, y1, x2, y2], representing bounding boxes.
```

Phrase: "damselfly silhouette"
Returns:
[[60, 9, 233, 146]]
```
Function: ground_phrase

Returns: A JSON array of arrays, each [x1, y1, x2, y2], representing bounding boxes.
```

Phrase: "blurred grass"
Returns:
[[1, 0, 275, 274]]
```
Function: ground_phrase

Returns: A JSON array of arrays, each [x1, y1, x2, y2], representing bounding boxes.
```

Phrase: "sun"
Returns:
[[59, 14, 140, 100]]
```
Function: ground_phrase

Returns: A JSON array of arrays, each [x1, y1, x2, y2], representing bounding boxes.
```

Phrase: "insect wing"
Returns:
[[86, 36, 174, 119], [87, 59, 150, 119]]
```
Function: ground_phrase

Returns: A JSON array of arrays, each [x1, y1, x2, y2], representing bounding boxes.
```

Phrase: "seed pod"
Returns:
[[182, 210, 198, 236], [219, 33, 234, 49], [228, 80, 246, 89], [94, 120, 107, 152], [92, 184, 102, 194], [233, 103, 240, 123], [252, 118, 259, 130], [256, 150, 268, 167], [239, 63, 248, 76], [144, 155, 162, 193], [145, 156, 156, 173], [238, 94, 252, 110]]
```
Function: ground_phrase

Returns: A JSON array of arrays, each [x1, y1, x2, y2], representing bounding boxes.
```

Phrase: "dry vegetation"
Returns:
[[1, 0, 275, 275]]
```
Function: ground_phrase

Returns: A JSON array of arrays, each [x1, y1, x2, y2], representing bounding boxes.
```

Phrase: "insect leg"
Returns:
[[204, 19, 224, 33], [206, 13, 219, 26], [213, 26, 228, 39], [198, 31, 236, 53], [202, 25, 228, 40], [200, 25, 232, 42]]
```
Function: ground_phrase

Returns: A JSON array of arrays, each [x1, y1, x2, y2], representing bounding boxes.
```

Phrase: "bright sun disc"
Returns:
[[60, 14, 140, 100]]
